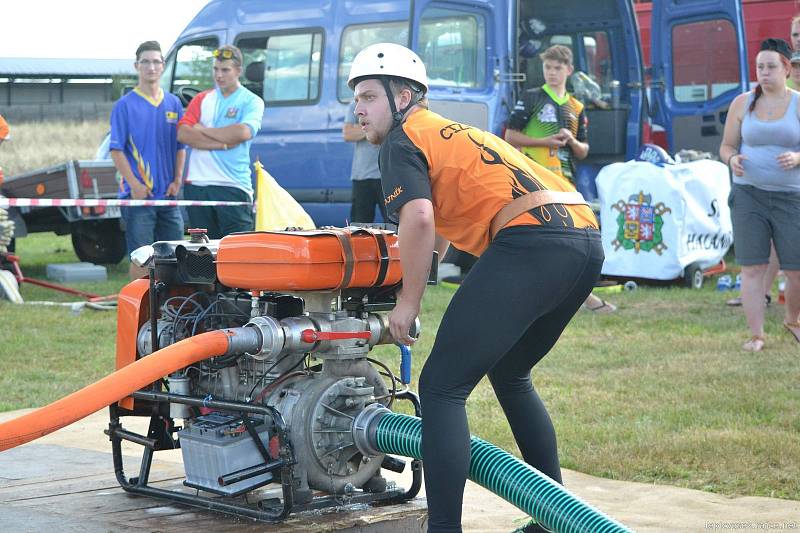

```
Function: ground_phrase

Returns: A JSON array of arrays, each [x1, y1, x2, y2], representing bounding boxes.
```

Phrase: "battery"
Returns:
[[179, 412, 273, 496]]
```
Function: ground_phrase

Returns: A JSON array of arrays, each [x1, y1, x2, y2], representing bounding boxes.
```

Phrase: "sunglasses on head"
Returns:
[[213, 48, 235, 60]]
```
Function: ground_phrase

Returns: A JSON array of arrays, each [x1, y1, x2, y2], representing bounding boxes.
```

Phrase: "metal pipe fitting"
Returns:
[[351, 403, 391, 457]]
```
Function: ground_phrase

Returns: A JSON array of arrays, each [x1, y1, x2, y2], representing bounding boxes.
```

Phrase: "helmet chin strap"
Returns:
[[380, 76, 421, 128]]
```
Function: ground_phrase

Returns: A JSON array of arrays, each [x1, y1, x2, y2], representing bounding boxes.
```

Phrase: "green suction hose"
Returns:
[[367, 410, 631, 533]]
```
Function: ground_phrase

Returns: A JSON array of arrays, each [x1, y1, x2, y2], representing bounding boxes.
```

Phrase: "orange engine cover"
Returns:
[[216, 228, 401, 291]]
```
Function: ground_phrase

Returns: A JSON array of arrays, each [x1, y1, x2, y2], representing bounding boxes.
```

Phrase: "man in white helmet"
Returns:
[[349, 43, 604, 533]]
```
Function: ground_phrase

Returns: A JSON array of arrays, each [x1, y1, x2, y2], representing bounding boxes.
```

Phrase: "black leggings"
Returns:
[[419, 226, 604, 533]]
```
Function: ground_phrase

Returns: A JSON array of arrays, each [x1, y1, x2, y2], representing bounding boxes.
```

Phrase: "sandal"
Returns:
[[783, 321, 800, 343], [742, 336, 765, 352], [726, 295, 771, 307], [583, 298, 617, 313]]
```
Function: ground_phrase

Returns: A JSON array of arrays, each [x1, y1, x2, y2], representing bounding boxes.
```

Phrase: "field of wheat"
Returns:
[[0, 120, 109, 177]]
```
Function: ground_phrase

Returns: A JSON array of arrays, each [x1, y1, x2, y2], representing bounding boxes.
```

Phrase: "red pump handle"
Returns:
[[300, 329, 371, 343]]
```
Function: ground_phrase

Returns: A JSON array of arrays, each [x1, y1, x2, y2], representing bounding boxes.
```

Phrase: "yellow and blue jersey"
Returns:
[[109, 88, 185, 199]]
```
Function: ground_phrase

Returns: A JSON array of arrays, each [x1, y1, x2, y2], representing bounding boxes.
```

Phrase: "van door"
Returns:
[[650, 0, 748, 154], [410, 0, 510, 133], [163, 34, 226, 106]]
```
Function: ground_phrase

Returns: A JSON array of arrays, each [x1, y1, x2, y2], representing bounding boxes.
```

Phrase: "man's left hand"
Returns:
[[389, 296, 419, 346]]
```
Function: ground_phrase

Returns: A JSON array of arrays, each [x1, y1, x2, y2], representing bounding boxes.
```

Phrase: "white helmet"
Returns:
[[347, 43, 428, 93]]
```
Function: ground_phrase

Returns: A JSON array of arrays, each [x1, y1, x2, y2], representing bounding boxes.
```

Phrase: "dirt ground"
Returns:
[[1, 408, 798, 532]]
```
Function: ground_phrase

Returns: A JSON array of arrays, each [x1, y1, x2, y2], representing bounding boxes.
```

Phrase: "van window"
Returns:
[[171, 39, 219, 93], [671, 19, 740, 103], [519, 35, 574, 91], [418, 7, 486, 89], [238, 32, 324, 105], [581, 32, 613, 97], [338, 22, 408, 102]]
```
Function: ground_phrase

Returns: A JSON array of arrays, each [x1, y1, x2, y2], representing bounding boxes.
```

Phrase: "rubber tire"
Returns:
[[683, 262, 704, 289], [71, 220, 126, 264]]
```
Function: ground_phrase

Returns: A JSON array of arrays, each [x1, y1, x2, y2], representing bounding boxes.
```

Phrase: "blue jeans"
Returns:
[[121, 205, 184, 254]]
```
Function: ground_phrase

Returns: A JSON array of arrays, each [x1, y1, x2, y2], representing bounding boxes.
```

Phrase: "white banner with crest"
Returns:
[[596, 159, 732, 280]]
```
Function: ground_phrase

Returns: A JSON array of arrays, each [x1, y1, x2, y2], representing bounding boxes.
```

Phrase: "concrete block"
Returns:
[[46, 262, 107, 283]]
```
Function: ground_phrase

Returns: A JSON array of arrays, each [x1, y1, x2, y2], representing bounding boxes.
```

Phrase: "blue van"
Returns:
[[161, 0, 747, 226]]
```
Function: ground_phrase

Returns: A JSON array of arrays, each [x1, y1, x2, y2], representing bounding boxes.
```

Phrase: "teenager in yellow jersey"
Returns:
[[349, 43, 604, 533], [506, 44, 615, 313]]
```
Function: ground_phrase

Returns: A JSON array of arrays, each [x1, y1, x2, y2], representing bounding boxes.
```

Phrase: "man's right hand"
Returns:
[[130, 183, 150, 200]]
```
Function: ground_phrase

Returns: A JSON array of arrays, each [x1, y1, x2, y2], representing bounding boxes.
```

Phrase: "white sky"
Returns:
[[1, 1, 212, 60]]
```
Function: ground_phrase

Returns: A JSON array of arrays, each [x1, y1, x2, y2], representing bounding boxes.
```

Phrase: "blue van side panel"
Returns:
[[184, 0, 412, 227], [172, 0, 647, 224], [414, 0, 510, 136], [180, 0, 234, 34]]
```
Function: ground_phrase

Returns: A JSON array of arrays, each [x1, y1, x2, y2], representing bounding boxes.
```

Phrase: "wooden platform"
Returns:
[[0, 443, 428, 532], [3, 409, 800, 532]]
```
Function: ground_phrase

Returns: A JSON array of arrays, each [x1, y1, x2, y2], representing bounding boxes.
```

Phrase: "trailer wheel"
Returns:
[[683, 262, 704, 290], [71, 220, 126, 264]]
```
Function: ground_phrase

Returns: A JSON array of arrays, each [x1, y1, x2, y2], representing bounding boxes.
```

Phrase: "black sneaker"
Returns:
[[441, 273, 467, 286]]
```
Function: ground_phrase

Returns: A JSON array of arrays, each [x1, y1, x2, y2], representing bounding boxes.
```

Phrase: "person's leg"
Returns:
[[183, 184, 220, 238], [783, 270, 800, 340], [419, 227, 601, 532], [727, 245, 775, 306], [154, 206, 185, 242], [582, 292, 616, 312], [741, 263, 768, 348], [217, 187, 253, 237], [764, 243, 780, 300], [730, 185, 772, 350], [121, 206, 156, 280], [350, 180, 375, 223], [766, 189, 800, 340], [487, 243, 602, 484]]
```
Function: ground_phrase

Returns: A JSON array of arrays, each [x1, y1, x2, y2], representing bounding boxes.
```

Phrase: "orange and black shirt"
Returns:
[[379, 109, 597, 256]]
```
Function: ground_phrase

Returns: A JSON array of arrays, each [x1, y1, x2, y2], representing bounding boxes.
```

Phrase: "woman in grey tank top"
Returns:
[[720, 38, 800, 352]]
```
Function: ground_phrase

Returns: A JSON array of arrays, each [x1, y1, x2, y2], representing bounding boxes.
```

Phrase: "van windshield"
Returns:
[[170, 38, 219, 94]]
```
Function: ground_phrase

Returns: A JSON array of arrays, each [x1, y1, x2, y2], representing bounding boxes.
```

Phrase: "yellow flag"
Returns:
[[253, 160, 315, 231]]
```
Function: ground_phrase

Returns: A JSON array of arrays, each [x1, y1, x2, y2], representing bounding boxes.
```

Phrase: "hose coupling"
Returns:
[[352, 403, 391, 457]]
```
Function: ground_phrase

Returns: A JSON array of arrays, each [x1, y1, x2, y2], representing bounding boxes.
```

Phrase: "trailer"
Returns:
[[1, 159, 126, 264]]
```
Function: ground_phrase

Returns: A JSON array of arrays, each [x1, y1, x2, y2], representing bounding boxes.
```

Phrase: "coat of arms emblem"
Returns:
[[611, 191, 671, 254]]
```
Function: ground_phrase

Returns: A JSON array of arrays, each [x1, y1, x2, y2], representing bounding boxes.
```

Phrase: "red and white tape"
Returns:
[[0, 198, 249, 208]]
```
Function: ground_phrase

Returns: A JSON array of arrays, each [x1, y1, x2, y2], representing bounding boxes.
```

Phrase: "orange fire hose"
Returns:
[[0, 330, 232, 452]]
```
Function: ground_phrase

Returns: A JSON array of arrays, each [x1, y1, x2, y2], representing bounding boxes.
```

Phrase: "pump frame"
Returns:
[[106, 389, 423, 522]]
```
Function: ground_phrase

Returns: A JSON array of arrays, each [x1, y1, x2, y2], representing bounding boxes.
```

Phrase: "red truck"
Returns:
[[636, 0, 800, 83]]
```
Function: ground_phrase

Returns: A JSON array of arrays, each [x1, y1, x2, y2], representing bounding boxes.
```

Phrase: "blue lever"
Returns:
[[398, 344, 412, 384]]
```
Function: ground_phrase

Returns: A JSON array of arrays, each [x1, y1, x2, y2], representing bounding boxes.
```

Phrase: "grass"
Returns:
[[0, 121, 797, 503], [1, 232, 798, 503], [0, 119, 108, 176]]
